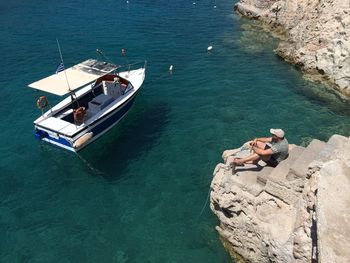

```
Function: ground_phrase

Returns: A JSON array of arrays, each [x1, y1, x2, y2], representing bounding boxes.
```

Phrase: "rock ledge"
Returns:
[[210, 135, 350, 262]]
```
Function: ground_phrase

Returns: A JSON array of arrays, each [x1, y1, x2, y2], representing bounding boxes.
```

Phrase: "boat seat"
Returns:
[[103, 79, 122, 98], [57, 108, 74, 120], [87, 94, 114, 116]]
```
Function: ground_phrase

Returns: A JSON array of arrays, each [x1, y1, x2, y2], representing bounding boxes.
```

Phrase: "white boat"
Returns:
[[29, 59, 146, 152]]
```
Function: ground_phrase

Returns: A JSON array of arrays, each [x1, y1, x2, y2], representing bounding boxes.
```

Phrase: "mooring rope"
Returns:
[[198, 187, 212, 218], [76, 153, 106, 176]]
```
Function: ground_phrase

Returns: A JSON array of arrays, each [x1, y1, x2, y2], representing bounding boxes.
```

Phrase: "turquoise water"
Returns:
[[1, 0, 350, 262]]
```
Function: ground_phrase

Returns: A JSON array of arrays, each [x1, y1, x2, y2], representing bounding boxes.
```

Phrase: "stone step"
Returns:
[[230, 163, 267, 196], [288, 139, 326, 179], [264, 141, 325, 205], [256, 166, 275, 185], [316, 134, 350, 162], [234, 164, 263, 184], [264, 180, 301, 205], [259, 146, 305, 185]]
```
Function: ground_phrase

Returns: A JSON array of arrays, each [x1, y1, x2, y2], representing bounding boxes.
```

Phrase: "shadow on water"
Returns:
[[78, 101, 171, 181]]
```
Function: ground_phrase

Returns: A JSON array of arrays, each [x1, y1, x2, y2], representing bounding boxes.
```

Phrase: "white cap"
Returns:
[[270, 128, 285, 138]]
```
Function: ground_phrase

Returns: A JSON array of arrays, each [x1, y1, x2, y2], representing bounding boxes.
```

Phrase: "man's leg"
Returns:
[[232, 141, 272, 166], [255, 141, 267, 149], [232, 153, 261, 165], [233, 154, 275, 166], [233, 141, 268, 165]]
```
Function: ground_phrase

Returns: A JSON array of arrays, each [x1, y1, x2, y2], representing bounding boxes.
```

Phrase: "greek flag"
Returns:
[[55, 62, 65, 74]]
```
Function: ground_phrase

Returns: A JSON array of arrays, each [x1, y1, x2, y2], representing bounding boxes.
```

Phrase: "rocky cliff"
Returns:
[[210, 135, 350, 262], [234, 0, 350, 97]]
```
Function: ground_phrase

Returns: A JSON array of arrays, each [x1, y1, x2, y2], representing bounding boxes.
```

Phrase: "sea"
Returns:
[[1, 0, 349, 262]]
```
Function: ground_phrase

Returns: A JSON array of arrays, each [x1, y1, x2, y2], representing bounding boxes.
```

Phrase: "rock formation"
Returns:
[[234, 0, 350, 97], [210, 135, 350, 262]]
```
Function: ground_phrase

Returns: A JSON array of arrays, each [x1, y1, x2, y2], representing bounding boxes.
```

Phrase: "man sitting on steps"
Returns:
[[232, 128, 289, 168]]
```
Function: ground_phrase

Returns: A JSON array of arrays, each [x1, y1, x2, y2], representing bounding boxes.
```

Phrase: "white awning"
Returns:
[[28, 59, 118, 96]]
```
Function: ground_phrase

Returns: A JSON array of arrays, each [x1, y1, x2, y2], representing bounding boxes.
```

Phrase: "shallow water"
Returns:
[[1, 0, 349, 262]]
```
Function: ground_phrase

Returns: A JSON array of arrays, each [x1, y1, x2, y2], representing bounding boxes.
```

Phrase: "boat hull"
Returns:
[[35, 95, 136, 152]]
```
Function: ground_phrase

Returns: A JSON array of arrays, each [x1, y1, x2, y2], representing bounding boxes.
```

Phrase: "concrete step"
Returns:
[[260, 146, 305, 185], [288, 139, 326, 179], [316, 134, 350, 162]]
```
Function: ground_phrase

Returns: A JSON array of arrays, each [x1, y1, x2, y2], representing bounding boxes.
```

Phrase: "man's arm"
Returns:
[[255, 137, 272, 143], [249, 137, 272, 146]]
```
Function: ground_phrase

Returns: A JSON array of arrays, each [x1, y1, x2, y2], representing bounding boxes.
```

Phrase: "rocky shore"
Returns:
[[210, 135, 350, 262], [209, 2, 350, 261], [234, 0, 350, 97]]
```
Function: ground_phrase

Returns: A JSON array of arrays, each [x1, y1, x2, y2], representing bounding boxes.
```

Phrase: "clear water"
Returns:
[[1, 0, 349, 262]]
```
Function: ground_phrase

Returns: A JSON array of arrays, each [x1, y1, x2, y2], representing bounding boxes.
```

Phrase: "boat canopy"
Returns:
[[28, 59, 118, 96]]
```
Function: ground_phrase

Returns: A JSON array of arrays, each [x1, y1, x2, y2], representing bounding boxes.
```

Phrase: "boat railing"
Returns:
[[115, 60, 147, 74]]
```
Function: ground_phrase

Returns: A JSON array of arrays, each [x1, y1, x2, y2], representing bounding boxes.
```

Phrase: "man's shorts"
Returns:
[[264, 144, 279, 167]]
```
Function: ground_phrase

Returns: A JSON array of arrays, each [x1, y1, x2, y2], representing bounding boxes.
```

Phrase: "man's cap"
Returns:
[[270, 128, 285, 138]]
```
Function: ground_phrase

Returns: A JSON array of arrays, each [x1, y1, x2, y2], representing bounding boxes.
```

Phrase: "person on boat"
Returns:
[[232, 128, 289, 168]]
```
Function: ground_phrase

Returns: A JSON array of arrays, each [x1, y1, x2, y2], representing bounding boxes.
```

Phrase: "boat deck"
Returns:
[[38, 117, 77, 136], [35, 79, 133, 137]]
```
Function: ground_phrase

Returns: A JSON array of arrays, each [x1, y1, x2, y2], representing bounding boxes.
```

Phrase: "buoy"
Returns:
[[73, 132, 93, 149], [207, 46, 213, 51], [193, 2, 196, 5], [169, 65, 173, 71], [214, 5, 216, 8]]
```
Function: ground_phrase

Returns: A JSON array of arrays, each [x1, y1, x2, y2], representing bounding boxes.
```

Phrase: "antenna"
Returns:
[[96, 49, 112, 64], [56, 39, 72, 92], [56, 39, 79, 108]]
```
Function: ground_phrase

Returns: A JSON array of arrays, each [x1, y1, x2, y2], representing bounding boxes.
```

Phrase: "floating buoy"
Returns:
[[207, 46, 213, 51], [214, 5, 216, 8], [73, 132, 93, 149], [193, 2, 196, 5], [169, 65, 173, 71]]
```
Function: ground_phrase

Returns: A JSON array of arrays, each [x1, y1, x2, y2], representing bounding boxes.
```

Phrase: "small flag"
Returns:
[[121, 48, 126, 56], [56, 62, 65, 74]]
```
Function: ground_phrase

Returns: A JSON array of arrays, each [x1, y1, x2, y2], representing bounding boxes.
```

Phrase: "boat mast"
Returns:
[[56, 39, 78, 107]]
